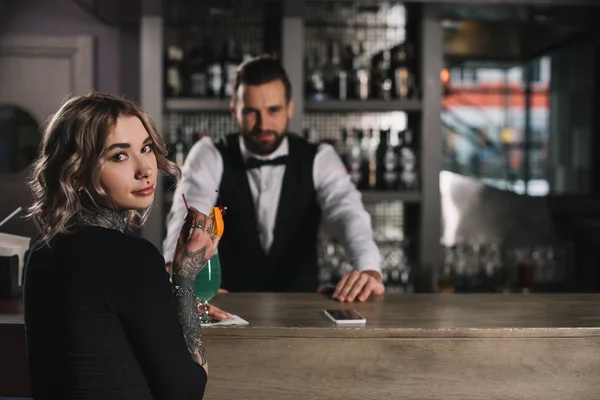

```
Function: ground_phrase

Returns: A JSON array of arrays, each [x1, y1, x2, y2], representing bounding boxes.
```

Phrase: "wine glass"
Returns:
[[194, 252, 222, 324]]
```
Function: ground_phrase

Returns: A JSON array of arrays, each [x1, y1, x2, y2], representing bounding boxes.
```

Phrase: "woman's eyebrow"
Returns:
[[106, 136, 152, 152], [106, 142, 130, 152]]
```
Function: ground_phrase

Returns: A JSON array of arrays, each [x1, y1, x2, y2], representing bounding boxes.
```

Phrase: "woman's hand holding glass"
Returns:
[[172, 207, 220, 283]]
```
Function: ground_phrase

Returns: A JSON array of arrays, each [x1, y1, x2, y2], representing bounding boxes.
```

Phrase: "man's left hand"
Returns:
[[332, 270, 385, 302], [208, 303, 232, 321]]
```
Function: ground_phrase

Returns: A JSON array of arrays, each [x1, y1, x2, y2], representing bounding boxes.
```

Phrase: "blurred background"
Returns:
[[2, 0, 600, 294]]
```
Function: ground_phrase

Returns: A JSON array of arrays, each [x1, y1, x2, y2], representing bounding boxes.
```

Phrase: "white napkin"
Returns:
[[201, 314, 249, 326]]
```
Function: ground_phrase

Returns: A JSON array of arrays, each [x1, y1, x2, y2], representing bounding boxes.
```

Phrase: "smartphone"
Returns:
[[324, 309, 366, 325]]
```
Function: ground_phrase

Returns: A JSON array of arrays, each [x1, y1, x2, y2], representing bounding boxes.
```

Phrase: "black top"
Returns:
[[23, 226, 207, 400], [215, 133, 322, 292]]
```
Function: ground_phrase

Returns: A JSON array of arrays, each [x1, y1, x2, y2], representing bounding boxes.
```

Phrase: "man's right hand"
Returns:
[[172, 207, 220, 282]]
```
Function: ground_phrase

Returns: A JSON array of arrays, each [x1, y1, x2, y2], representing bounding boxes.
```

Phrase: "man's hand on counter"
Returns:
[[332, 270, 385, 302], [207, 289, 232, 320], [204, 302, 232, 321]]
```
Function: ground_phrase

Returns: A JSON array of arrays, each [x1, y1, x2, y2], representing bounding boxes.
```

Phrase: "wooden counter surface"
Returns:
[[2, 294, 600, 399], [207, 293, 600, 337]]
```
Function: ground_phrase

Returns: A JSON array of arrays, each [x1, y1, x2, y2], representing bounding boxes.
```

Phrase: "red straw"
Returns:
[[182, 193, 190, 211], [215, 189, 227, 216]]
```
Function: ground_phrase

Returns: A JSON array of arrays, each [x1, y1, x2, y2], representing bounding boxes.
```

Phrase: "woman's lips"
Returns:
[[132, 183, 155, 196]]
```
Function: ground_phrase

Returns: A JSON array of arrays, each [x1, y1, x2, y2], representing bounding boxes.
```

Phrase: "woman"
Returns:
[[24, 92, 219, 399]]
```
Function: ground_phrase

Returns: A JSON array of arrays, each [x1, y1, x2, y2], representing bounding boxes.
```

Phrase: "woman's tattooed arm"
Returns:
[[174, 247, 209, 279], [173, 285, 207, 366], [172, 247, 210, 367]]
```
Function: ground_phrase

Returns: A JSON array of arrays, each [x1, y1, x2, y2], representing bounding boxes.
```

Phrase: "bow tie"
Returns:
[[246, 155, 289, 169]]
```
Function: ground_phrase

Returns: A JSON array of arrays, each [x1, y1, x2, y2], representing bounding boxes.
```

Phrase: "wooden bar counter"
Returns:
[[2, 293, 600, 399]]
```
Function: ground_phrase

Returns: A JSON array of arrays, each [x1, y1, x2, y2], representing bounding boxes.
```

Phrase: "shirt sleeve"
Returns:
[[111, 238, 207, 400], [162, 136, 222, 263], [313, 143, 382, 274]]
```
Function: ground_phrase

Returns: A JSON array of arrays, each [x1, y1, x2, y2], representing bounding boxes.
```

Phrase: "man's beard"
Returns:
[[241, 121, 289, 156]]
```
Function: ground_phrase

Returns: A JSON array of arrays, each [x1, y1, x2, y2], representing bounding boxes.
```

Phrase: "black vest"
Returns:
[[215, 133, 321, 292]]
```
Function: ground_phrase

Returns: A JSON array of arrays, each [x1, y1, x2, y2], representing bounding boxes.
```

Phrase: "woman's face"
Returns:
[[99, 116, 158, 210]]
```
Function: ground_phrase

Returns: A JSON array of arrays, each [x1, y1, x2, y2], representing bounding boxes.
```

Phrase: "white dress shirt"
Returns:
[[162, 135, 381, 275]]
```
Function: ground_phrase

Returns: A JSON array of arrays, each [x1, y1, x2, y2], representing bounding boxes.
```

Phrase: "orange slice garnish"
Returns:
[[209, 206, 224, 237]]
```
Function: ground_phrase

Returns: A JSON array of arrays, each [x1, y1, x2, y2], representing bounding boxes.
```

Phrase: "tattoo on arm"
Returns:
[[173, 247, 208, 279], [173, 286, 207, 366], [170, 243, 210, 366]]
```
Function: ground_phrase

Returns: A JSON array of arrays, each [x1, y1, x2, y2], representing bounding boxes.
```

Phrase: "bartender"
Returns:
[[162, 56, 383, 305]]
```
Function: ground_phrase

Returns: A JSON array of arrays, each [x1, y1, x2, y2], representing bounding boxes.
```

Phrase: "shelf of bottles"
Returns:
[[302, 1, 421, 199], [304, 1, 420, 111], [162, 1, 278, 191], [303, 112, 419, 197], [303, 111, 418, 292], [163, 0, 276, 108], [302, 1, 421, 289], [438, 242, 573, 294], [162, 113, 238, 193]]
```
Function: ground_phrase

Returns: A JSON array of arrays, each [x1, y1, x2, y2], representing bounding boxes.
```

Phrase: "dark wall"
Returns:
[[547, 37, 597, 195], [1, 0, 139, 101]]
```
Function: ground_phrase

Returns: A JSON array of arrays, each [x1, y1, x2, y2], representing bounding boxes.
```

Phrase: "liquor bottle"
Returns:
[[354, 41, 370, 100], [358, 128, 377, 190], [347, 129, 362, 186], [390, 42, 415, 99], [357, 129, 370, 190], [307, 47, 326, 101], [207, 44, 224, 98], [223, 38, 241, 98], [170, 126, 189, 168], [376, 128, 400, 190], [165, 45, 184, 97], [370, 47, 393, 100], [338, 128, 350, 172], [187, 43, 209, 98], [380, 49, 393, 100], [337, 69, 348, 101], [322, 41, 340, 100], [305, 50, 323, 101], [367, 128, 378, 189], [398, 127, 418, 189], [339, 44, 355, 100], [370, 50, 381, 99]]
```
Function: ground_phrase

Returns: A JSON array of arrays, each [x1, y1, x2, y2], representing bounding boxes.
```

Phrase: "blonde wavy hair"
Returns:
[[28, 92, 181, 242]]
